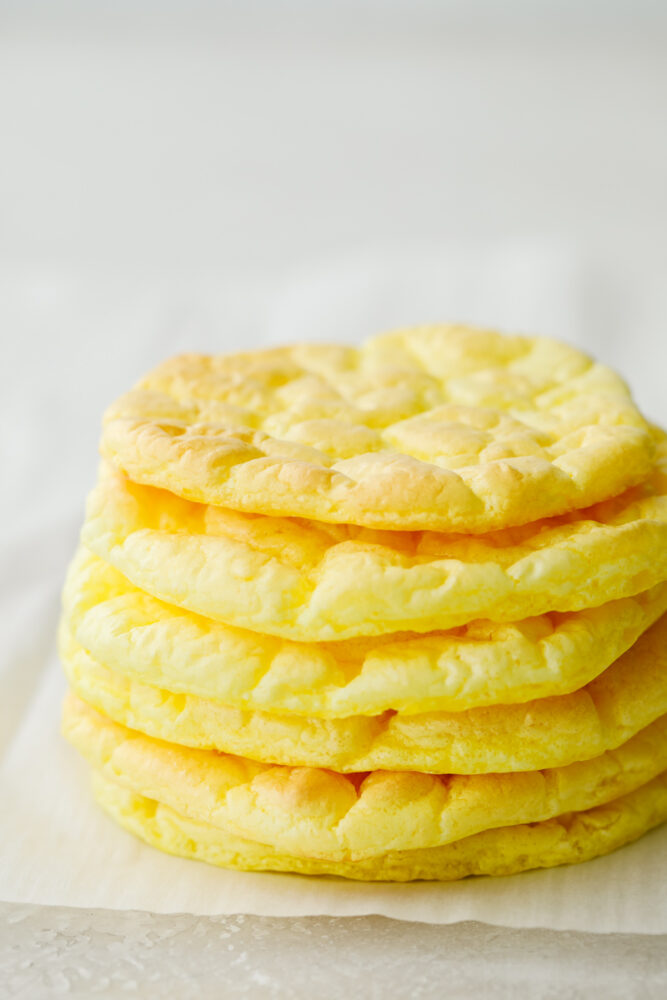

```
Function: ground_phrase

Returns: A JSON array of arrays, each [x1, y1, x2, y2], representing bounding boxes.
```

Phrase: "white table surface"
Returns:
[[3, 907, 667, 1000], [2, 4, 667, 995]]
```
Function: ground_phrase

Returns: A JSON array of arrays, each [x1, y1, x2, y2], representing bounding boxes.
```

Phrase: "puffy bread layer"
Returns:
[[64, 549, 667, 716], [64, 694, 667, 861], [82, 442, 667, 641], [91, 768, 667, 880], [62, 612, 667, 773], [101, 327, 654, 532]]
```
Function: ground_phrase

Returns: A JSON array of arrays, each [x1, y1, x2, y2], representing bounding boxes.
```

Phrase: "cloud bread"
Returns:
[[61, 613, 667, 773], [82, 443, 667, 640], [100, 327, 654, 533], [64, 549, 667, 716], [91, 771, 667, 880], [63, 694, 667, 862]]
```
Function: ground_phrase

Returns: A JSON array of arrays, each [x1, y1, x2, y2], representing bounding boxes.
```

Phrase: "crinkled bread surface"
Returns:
[[100, 327, 654, 532], [82, 441, 667, 641], [64, 695, 667, 862], [61, 613, 667, 773], [61, 324, 667, 881], [92, 770, 667, 881], [64, 549, 667, 716]]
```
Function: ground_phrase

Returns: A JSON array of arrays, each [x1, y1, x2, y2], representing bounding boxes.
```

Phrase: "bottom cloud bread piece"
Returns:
[[63, 692, 667, 864], [91, 769, 667, 882]]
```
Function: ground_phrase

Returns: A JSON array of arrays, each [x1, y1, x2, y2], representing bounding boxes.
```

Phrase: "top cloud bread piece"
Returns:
[[101, 326, 654, 533]]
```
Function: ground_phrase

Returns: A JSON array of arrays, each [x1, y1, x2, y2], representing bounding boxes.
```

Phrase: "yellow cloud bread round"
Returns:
[[81, 439, 667, 641], [100, 327, 654, 533], [92, 770, 667, 881], [92, 769, 667, 881], [63, 693, 667, 862], [64, 548, 667, 717], [61, 612, 667, 774]]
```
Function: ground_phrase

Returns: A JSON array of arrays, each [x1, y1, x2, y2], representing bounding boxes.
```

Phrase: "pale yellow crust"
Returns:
[[82, 444, 667, 640], [64, 694, 667, 861], [101, 328, 654, 532], [62, 613, 667, 774], [93, 774, 667, 882], [98, 774, 667, 882], [91, 768, 667, 881], [63, 549, 667, 717]]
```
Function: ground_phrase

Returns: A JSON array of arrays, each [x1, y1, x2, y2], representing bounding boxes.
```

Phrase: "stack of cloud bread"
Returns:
[[60, 326, 667, 881]]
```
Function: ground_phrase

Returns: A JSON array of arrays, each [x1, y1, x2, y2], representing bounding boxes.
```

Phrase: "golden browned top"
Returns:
[[101, 326, 654, 532]]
